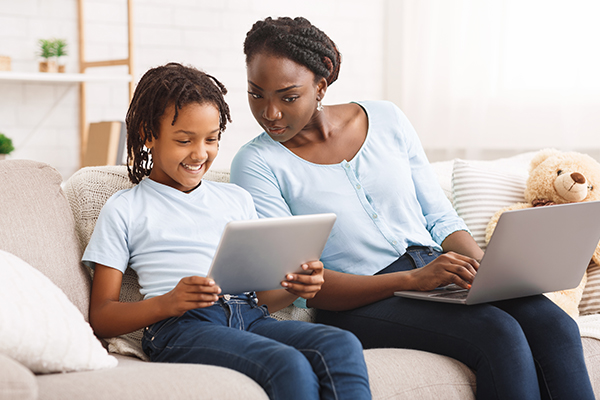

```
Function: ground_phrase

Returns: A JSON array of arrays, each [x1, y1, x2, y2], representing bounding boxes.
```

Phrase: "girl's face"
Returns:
[[146, 102, 220, 192], [246, 52, 326, 143]]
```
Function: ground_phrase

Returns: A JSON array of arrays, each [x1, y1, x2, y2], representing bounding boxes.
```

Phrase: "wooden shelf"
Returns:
[[0, 71, 131, 83], [1, 0, 134, 168]]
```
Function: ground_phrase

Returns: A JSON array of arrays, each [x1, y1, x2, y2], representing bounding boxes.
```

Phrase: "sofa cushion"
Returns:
[[582, 337, 600, 397], [0, 160, 91, 318], [430, 159, 455, 202], [0, 249, 117, 373], [36, 354, 269, 400], [365, 348, 476, 399], [451, 158, 529, 248], [0, 353, 37, 400]]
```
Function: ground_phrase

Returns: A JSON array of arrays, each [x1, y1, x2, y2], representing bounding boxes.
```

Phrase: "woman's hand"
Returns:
[[407, 252, 479, 292], [281, 260, 325, 299], [160, 276, 222, 316]]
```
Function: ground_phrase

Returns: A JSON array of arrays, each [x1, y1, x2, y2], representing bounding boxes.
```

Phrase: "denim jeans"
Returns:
[[316, 246, 595, 400], [142, 292, 371, 400]]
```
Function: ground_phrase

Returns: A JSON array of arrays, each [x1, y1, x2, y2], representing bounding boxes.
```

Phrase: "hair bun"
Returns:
[[244, 16, 342, 86]]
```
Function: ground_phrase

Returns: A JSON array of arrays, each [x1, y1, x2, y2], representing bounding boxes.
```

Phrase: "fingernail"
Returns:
[[287, 274, 293, 280]]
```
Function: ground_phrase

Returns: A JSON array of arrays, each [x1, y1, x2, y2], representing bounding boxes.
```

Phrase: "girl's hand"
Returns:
[[281, 261, 325, 299], [161, 276, 221, 316], [407, 252, 478, 291]]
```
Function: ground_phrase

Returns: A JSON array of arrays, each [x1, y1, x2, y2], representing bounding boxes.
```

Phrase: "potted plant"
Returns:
[[54, 39, 68, 73], [38, 39, 57, 72], [0, 133, 14, 160]]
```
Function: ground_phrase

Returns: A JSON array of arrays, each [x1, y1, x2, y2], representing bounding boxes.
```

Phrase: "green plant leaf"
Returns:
[[0, 133, 14, 154]]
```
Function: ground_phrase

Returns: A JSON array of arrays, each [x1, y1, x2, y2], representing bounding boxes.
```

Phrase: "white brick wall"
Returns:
[[0, 0, 385, 179]]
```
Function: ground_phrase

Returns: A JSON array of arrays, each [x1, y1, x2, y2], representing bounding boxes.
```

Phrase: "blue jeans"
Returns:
[[316, 247, 595, 400], [142, 292, 371, 400]]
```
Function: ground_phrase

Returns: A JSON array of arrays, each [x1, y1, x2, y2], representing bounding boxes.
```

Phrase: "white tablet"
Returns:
[[206, 213, 337, 294]]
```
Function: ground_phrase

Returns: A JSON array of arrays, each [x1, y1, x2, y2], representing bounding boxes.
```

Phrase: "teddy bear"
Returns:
[[485, 148, 600, 318]]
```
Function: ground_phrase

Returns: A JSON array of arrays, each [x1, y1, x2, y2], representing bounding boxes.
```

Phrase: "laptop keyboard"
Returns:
[[429, 289, 469, 299]]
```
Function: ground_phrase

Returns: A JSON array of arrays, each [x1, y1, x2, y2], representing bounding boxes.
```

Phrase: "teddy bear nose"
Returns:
[[571, 172, 586, 184]]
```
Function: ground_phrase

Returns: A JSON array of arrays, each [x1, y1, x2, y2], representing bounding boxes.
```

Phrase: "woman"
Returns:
[[230, 16, 594, 400]]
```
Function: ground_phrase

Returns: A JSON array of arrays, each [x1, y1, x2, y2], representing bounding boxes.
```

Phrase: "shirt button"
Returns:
[[356, 184, 361, 189], [392, 240, 398, 245], [344, 163, 350, 168], [372, 213, 378, 219]]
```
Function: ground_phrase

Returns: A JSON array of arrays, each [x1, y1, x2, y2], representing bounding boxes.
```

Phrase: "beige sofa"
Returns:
[[2, 157, 600, 400]]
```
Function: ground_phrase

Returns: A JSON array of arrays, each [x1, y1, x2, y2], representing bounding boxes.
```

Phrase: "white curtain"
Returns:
[[385, 0, 600, 161]]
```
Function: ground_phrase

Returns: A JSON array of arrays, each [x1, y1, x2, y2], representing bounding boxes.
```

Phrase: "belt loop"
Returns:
[[248, 291, 258, 304]]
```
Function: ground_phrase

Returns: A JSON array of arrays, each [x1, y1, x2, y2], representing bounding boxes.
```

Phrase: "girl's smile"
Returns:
[[146, 102, 220, 192]]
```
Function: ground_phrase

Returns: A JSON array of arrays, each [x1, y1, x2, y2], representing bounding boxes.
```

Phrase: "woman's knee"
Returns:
[[469, 309, 532, 358]]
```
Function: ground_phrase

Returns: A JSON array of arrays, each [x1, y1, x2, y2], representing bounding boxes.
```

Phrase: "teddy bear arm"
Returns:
[[484, 203, 532, 244]]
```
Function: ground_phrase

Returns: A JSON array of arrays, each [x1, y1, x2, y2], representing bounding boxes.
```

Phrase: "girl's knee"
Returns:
[[315, 325, 363, 351], [261, 348, 320, 400], [258, 347, 314, 386], [340, 329, 364, 353]]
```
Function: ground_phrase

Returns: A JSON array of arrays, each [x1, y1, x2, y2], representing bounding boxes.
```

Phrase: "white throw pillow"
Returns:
[[0, 250, 118, 373], [452, 159, 529, 248]]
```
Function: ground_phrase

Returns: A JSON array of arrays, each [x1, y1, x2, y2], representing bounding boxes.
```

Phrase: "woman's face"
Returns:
[[246, 52, 326, 143]]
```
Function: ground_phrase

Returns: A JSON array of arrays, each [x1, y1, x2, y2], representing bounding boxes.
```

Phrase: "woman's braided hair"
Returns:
[[125, 62, 231, 184], [243, 17, 341, 86]]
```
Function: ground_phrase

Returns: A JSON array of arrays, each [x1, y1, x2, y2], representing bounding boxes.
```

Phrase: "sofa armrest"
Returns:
[[0, 353, 38, 400]]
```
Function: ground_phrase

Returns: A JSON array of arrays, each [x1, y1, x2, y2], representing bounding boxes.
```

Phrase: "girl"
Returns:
[[230, 17, 595, 400], [83, 62, 371, 400]]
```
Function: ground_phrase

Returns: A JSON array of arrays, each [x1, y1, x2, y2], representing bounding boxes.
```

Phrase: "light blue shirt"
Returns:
[[82, 178, 257, 300], [231, 100, 468, 279]]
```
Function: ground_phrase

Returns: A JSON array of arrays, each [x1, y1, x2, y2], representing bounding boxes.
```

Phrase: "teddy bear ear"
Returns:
[[529, 148, 561, 171]]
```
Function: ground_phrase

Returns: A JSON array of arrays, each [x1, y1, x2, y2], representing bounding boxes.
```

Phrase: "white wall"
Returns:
[[385, 0, 600, 162], [0, 0, 385, 179]]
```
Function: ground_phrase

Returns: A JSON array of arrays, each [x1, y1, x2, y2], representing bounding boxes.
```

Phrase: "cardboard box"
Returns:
[[0, 56, 11, 71], [82, 121, 126, 167]]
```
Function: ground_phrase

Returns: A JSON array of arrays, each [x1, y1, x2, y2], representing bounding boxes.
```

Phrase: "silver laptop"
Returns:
[[207, 213, 336, 294], [394, 201, 600, 304]]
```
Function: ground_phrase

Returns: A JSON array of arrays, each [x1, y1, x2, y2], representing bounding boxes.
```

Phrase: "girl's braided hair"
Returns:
[[125, 62, 231, 184], [243, 17, 341, 86]]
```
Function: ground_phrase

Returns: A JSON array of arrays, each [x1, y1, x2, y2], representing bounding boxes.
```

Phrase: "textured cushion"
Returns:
[[270, 304, 316, 322], [63, 166, 277, 360], [580, 264, 600, 316], [62, 166, 146, 359], [0, 250, 117, 373], [0, 160, 91, 318], [451, 158, 530, 248], [0, 353, 37, 400]]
